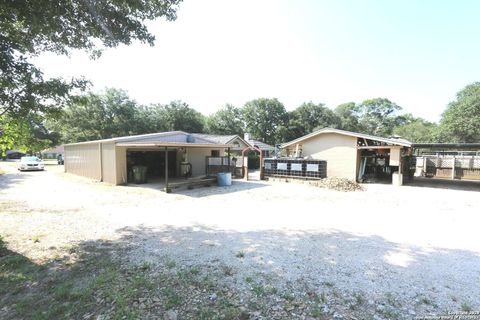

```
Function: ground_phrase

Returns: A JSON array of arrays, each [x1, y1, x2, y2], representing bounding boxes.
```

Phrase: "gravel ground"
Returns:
[[1, 161, 480, 319]]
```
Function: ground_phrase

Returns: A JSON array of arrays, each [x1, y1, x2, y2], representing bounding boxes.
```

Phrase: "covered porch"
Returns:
[[115, 143, 234, 193], [356, 136, 412, 185]]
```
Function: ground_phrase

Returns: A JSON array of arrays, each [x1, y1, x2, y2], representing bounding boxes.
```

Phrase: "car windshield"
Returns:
[[21, 156, 40, 162]]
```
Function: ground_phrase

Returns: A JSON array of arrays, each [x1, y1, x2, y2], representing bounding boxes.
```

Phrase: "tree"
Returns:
[[59, 88, 142, 142], [152, 101, 205, 133], [285, 102, 341, 141], [334, 102, 363, 132], [1, 0, 182, 141], [0, 115, 59, 156], [242, 98, 287, 145], [355, 98, 402, 136], [58, 90, 205, 143], [393, 118, 438, 143], [205, 104, 244, 135], [439, 82, 480, 143]]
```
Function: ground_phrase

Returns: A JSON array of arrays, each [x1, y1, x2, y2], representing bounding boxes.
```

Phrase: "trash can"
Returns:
[[132, 165, 147, 184], [217, 172, 232, 186]]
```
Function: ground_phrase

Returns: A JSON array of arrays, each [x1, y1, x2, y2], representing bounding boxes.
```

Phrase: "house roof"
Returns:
[[191, 134, 248, 145], [64, 131, 278, 150], [42, 145, 65, 154], [281, 128, 412, 148], [247, 139, 275, 151], [191, 134, 276, 151], [65, 131, 235, 148]]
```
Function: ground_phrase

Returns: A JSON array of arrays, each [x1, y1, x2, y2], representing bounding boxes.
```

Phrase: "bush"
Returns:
[[0, 235, 7, 256], [247, 153, 260, 169]]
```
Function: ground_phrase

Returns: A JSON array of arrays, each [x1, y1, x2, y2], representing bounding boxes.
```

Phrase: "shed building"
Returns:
[[64, 131, 235, 185], [281, 128, 412, 183]]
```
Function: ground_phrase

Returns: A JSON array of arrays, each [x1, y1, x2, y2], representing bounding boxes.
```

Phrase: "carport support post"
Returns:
[[227, 147, 231, 173], [164, 147, 171, 193]]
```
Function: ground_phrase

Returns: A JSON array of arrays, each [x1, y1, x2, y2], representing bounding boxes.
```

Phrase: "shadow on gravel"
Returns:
[[406, 177, 480, 192], [1, 225, 479, 320], [175, 180, 269, 198], [127, 180, 269, 198], [0, 171, 28, 192]]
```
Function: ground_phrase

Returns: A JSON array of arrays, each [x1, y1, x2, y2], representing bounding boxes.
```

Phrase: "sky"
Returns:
[[34, 0, 480, 122]]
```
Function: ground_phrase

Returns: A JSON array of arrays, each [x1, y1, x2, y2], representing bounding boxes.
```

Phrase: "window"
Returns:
[[211, 150, 220, 157]]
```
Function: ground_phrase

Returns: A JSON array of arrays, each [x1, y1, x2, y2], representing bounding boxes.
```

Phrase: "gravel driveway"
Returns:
[[1, 162, 479, 319]]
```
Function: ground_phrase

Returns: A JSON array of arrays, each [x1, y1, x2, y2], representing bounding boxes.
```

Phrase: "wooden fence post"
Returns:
[[451, 155, 456, 180]]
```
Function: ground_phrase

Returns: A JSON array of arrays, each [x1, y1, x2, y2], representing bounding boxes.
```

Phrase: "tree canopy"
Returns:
[[1, 0, 181, 117], [438, 82, 480, 143], [242, 98, 287, 145], [59, 88, 140, 142], [334, 102, 362, 132], [205, 104, 244, 135], [56, 89, 204, 143], [0, 0, 182, 152], [393, 118, 438, 143], [153, 101, 205, 133], [354, 98, 402, 136]]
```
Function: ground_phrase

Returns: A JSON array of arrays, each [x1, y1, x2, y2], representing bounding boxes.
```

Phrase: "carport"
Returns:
[[64, 131, 234, 191]]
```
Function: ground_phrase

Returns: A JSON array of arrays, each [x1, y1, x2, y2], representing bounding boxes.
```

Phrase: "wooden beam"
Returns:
[[452, 155, 456, 180]]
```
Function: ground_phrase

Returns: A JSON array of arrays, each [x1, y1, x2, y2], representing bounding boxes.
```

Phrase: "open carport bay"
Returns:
[[1, 162, 479, 319], [126, 149, 178, 183]]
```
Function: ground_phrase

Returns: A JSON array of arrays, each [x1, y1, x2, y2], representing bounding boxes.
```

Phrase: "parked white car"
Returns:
[[17, 156, 45, 171]]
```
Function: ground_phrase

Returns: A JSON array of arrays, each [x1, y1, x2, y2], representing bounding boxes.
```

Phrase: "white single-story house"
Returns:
[[41, 145, 64, 159], [281, 128, 412, 183]]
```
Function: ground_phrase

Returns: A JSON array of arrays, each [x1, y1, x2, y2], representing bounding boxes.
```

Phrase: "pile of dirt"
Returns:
[[314, 177, 364, 192]]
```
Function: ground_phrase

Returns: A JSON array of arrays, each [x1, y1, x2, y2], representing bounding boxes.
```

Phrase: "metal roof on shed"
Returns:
[[282, 128, 412, 148], [65, 131, 234, 147]]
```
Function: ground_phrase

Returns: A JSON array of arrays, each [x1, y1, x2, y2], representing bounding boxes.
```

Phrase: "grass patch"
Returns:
[[310, 306, 328, 319], [461, 302, 472, 312], [252, 284, 265, 297], [420, 297, 432, 305], [0, 242, 159, 319], [281, 292, 295, 302], [221, 265, 235, 276], [31, 234, 43, 243], [165, 258, 177, 269], [235, 251, 245, 258], [162, 287, 182, 310], [0, 236, 10, 261], [141, 261, 152, 271]]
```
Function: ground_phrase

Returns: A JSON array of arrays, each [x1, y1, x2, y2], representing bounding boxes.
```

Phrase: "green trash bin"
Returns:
[[132, 165, 147, 184]]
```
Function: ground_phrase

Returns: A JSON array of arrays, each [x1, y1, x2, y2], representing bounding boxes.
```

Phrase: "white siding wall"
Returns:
[[187, 148, 225, 177], [115, 146, 127, 185], [64, 143, 102, 181], [101, 142, 116, 184], [287, 133, 358, 180]]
